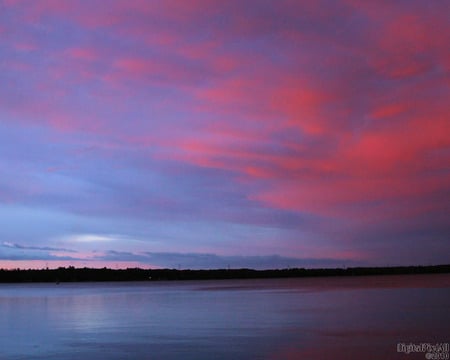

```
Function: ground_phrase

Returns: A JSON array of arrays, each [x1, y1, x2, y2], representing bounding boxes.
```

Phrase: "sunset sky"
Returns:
[[1, 0, 449, 269]]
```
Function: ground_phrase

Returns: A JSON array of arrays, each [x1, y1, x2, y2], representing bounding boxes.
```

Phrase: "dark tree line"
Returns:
[[0, 265, 449, 283]]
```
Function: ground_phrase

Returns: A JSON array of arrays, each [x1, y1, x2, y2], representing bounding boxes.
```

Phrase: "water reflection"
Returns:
[[0, 275, 449, 359]]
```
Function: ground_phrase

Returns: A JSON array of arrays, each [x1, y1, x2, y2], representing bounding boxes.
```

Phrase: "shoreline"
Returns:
[[1, 264, 449, 283]]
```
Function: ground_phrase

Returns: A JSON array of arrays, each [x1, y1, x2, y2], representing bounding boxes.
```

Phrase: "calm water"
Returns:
[[1, 274, 449, 359]]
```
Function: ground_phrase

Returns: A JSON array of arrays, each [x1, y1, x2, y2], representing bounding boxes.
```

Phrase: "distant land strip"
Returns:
[[0, 265, 449, 283]]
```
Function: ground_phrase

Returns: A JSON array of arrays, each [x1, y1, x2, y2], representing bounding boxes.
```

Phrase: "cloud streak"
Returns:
[[2, 241, 77, 253]]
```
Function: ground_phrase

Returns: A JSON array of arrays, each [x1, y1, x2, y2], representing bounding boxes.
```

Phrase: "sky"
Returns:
[[0, 0, 449, 270]]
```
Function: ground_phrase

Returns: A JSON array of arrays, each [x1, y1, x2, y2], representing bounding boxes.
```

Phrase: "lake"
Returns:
[[1, 274, 449, 359]]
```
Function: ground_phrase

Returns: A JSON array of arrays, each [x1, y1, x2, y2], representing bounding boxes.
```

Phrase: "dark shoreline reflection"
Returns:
[[1, 274, 449, 359]]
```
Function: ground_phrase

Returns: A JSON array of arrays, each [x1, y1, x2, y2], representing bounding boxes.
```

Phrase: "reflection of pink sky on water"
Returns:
[[274, 339, 440, 360], [268, 275, 450, 360]]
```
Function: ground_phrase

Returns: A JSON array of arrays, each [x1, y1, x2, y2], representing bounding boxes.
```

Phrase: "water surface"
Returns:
[[1, 274, 449, 359]]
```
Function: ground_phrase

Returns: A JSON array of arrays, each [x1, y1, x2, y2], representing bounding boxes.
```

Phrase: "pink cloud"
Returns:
[[65, 47, 99, 62]]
